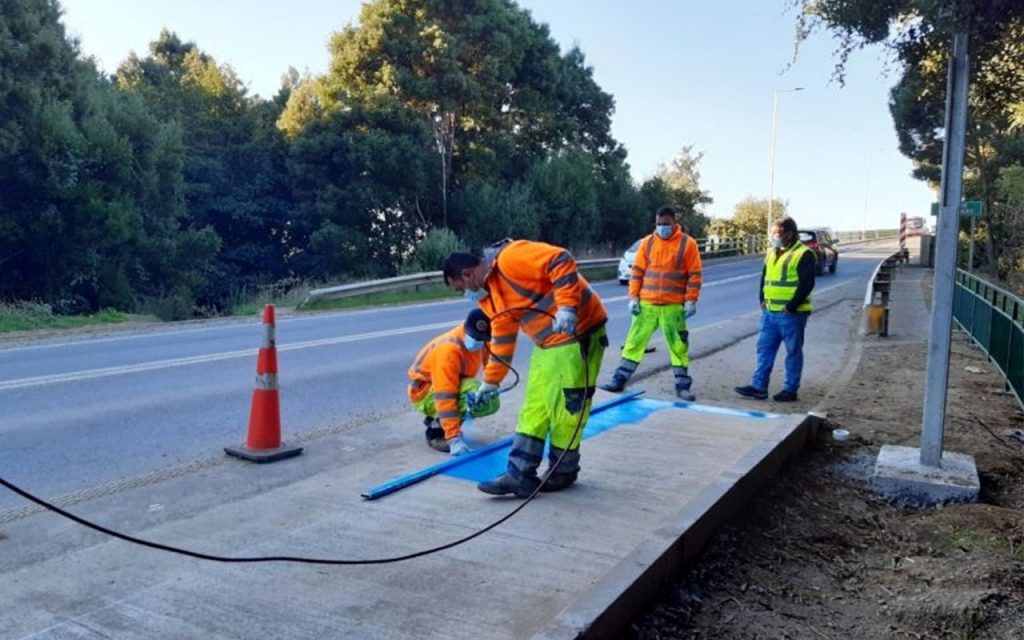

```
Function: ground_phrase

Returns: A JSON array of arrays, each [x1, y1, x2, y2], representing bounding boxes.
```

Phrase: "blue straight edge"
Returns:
[[361, 390, 645, 500]]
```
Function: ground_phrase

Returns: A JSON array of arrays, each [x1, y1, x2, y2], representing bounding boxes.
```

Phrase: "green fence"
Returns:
[[953, 270, 1024, 410]]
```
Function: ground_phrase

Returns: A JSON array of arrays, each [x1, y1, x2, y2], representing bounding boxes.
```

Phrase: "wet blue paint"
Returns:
[[364, 392, 783, 497], [442, 397, 779, 482]]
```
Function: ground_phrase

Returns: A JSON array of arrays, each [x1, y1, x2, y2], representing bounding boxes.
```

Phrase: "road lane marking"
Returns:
[[0, 321, 456, 391]]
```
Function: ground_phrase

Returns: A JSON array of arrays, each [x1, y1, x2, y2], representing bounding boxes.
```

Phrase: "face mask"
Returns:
[[463, 335, 484, 352], [655, 224, 673, 240], [770, 237, 784, 250], [464, 288, 488, 302]]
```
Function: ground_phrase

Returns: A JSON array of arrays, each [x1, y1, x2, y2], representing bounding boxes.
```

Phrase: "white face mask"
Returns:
[[655, 224, 673, 239], [770, 237, 784, 250], [463, 335, 484, 352], [464, 288, 488, 302]]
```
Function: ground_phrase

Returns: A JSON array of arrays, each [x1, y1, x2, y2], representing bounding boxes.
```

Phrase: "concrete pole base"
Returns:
[[872, 445, 979, 506]]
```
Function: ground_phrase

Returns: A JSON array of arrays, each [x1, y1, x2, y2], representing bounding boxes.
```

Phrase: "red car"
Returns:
[[799, 228, 839, 275]]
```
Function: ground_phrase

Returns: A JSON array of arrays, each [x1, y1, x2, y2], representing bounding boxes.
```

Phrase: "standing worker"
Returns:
[[600, 206, 703, 401], [408, 309, 500, 456], [734, 216, 815, 402], [442, 239, 608, 497]]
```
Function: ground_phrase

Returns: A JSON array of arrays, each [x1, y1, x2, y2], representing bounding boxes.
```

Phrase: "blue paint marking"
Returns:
[[443, 396, 778, 482], [363, 391, 781, 498]]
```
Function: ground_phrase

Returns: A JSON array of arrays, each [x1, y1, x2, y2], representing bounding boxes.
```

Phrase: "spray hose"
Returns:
[[0, 304, 597, 565]]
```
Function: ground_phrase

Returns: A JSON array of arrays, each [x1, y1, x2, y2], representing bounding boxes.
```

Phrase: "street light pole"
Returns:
[[767, 87, 804, 241]]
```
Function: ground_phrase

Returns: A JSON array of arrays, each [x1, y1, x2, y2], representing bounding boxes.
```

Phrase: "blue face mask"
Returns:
[[464, 288, 488, 302], [655, 224, 673, 240], [463, 335, 484, 352], [770, 237, 784, 250]]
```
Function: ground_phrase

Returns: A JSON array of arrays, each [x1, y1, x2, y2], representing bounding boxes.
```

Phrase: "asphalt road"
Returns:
[[0, 244, 885, 512]]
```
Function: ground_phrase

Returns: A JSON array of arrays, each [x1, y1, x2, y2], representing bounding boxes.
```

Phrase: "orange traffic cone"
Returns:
[[225, 304, 303, 463]]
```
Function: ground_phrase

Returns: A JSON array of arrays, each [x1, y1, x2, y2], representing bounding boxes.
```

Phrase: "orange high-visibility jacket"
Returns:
[[407, 325, 488, 438], [478, 239, 607, 385], [629, 226, 703, 305]]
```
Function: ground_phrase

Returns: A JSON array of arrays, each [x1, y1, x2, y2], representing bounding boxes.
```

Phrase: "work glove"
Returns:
[[685, 301, 697, 318], [628, 299, 640, 316], [471, 381, 500, 407], [552, 307, 577, 335], [448, 435, 471, 457]]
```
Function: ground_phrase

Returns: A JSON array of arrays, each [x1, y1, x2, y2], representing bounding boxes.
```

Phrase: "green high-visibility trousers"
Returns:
[[411, 378, 500, 420], [621, 302, 690, 367]]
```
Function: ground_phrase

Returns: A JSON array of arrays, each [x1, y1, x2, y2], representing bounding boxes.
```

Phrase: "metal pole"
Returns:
[[862, 154, 870, 240], [767, 91, 779, 241], [921, 31, 970, 468], [766, 88, 803, 240]]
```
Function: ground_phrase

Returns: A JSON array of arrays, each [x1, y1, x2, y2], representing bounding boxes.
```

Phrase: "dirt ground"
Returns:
[[628, 324, 1024, 638]]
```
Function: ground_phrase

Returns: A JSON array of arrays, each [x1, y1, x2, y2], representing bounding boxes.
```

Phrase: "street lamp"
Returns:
[[767, 87, 804, 241]]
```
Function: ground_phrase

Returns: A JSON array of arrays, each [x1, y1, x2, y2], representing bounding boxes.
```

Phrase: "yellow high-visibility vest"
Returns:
[[763, 242, 812, 312]]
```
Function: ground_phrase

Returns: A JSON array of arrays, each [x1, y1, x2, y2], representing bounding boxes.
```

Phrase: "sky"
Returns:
[[58, 0, 939, 233]]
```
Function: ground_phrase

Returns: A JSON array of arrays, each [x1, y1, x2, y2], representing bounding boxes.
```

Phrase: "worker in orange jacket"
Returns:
[[408, 309, 500, 456], [600, 206, 703, 400], [443, 239, 608, 497]]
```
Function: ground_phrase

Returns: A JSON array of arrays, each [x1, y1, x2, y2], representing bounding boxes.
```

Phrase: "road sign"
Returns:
[[960, 200, 983, 216], [929, 200, 984, 216]]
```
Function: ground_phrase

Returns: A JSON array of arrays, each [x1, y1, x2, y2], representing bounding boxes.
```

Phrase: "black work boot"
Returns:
[[539, 473, 578, 492], [477, 473, 535, 498], [599, 374, 628, 393], [675, 386, 696, 402], [423, 418, 449, 453], [734, 385, 769, 400]]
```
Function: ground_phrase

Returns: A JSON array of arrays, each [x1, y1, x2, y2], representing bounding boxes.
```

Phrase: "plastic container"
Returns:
[[832, 428, 850, 442]]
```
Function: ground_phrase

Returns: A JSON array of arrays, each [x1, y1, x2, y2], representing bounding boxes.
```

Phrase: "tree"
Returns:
[[657, 145, 713, 208], [116, 31, 294, 310], [316, 0, 623, 234], [0, 0, 217, 313], [731, 197, 789, 237], [792, 1, 1024, 279]]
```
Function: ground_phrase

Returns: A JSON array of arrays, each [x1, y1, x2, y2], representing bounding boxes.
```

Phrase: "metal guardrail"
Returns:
[[836, 229, 900, 243], [953, 270, 1024, 410], [300, 235, 767, 307], [863, 249, 910, 336]]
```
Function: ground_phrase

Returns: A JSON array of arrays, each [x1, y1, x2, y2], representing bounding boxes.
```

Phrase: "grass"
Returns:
[[1, 267, 626, 332], [0, 302, 136, 334], [298, 285, 461, 313]]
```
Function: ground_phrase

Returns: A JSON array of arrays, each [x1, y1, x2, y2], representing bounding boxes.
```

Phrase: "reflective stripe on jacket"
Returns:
[[407, 325, 487, 434], [478, 239, 607, 385], [629, 226, 702, 305], [763, 241, 813, 312]]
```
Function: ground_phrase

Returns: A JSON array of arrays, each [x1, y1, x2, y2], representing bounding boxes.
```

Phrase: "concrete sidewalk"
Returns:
[[0, 248, 908, 640]]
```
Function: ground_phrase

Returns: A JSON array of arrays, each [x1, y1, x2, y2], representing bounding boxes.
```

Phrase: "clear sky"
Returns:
[[59, 0, 938, 233]]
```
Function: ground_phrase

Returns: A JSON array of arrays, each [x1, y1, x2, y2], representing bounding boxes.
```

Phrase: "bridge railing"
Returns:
[[299, 235, 768, 307], [953, 269, 1024, 410]]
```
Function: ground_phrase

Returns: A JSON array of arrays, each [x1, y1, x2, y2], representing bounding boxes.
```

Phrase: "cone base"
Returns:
[[224, 443, 303, 463]]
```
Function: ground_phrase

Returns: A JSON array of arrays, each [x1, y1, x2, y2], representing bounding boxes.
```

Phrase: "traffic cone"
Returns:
[[225, 304, 303, 463]]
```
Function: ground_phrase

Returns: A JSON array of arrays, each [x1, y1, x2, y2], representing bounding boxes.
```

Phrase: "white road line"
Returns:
[[0, 321, 455, 391], [0, 272, 857, 391]]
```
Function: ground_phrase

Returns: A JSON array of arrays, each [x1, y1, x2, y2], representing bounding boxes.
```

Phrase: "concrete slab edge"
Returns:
[[532, 414, 824, 640]]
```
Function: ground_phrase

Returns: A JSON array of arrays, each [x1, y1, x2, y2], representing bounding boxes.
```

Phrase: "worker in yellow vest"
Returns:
[[735, 216, 815, 402], [600, 206, 702, 400]]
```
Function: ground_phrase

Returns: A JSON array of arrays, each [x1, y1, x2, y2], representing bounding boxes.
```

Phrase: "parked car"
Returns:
[[798, 228, 839, 275], [617, 238, 643, 285]]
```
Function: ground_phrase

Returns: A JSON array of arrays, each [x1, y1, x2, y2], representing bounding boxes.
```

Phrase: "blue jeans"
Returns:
[[751, 311, 808, 393]]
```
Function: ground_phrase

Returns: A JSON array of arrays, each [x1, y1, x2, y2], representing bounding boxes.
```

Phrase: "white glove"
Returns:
[[685, 301, 697, 318], [628, 299, 640, 316], [448, 435, 471, 457], [552, 307, 577, 334], [472, 381, 500, 407]]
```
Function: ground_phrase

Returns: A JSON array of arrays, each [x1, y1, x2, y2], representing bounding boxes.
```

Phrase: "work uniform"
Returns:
[[477, 239, 608, 490], [609, 225, 702, 394], [751, 241, 815, 393], [407, 325, 499, 441]]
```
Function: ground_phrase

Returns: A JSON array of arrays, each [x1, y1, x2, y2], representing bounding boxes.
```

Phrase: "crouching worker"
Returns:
[[408, 309, 500, 456]]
